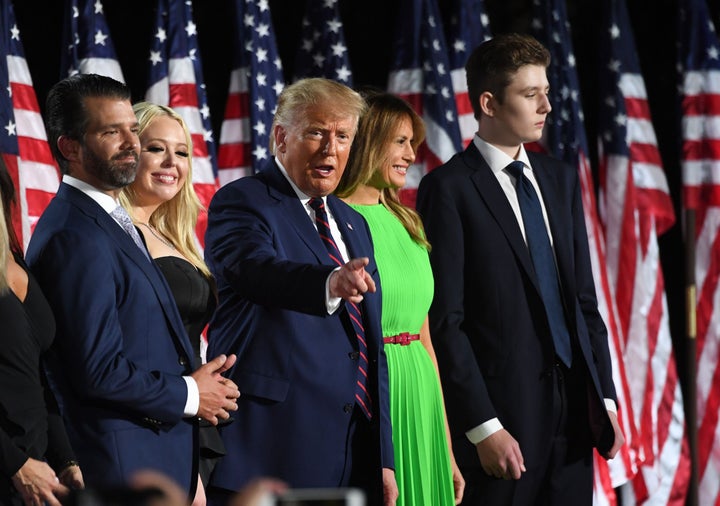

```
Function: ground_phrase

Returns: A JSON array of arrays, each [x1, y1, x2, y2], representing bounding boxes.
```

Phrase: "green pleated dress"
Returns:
[[350, 203, 454, 506]]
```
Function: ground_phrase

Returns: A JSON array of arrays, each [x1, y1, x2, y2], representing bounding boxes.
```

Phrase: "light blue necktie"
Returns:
[[507, 161, 572, 367], [111, 205, 150, 261]]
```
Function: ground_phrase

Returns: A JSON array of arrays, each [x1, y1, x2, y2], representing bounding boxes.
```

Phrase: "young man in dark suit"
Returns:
[[417, 34, 624, 505], [204, 78, 397, 506]]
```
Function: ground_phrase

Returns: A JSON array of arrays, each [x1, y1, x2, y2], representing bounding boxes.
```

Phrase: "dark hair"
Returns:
[[465, 33, 551, 119], [45, 73, 132, 174], [0, 157, 20, 253]]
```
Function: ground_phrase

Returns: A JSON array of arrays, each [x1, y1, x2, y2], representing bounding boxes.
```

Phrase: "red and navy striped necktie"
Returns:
[[308, 197, 373, 419]]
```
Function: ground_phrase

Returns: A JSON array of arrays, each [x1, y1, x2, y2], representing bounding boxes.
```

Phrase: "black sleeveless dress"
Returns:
[[0, 253, 75, 504], [154, 256, 225, 486]]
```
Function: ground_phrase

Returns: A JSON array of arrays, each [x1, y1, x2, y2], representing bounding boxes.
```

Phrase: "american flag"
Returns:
[[60, 0, 124, 82], [678, 0, 720, 503], [217, 0, 284, 185], [0, 0, 59, 251], [293, 0, 352, 86], [445, 0, 491, 148], [597, 1, 689, 505], [387, 0, 462, 208], [145, 0, 218, 246], [527, 1, 641, 504]]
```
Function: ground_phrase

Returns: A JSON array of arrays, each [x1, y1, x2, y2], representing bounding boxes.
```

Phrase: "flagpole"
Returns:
[[685, 208, 698, 506]]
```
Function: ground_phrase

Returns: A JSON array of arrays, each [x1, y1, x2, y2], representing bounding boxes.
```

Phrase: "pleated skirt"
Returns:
[[386, 340, 455, 506]]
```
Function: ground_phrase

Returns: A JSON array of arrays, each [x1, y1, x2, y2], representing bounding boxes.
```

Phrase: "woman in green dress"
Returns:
[[335, 91, 464, 506]]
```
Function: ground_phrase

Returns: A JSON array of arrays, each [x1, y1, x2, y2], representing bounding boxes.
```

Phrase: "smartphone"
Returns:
[[265, 487, 365, 506]]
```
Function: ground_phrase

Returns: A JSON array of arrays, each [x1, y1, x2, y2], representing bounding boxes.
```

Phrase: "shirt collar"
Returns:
[[275, 156, 325, 206], [472, 135, 532, 176], [62, 174, 119, 214]]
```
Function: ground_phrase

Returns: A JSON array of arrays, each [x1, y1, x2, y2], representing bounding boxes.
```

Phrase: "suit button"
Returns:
[[348, 351, 359, 360], [178, 356, 188, 366], [343, 403, 353, 413]]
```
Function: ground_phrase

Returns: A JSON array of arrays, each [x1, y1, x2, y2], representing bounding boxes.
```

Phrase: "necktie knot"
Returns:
[[506, 160, 526, 182], [308, 197, 324, 215], [111, 205, 150, 261]]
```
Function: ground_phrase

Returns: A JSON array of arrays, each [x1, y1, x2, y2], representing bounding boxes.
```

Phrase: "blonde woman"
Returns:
[[119, 102, 223, 506], [336, 92, 464, 505]]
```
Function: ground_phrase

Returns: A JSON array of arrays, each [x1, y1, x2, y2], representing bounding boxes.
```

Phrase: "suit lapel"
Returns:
[[464, 147, 541, 293], [327, 196, 361, 259], [60, 184, 194, 364], [530, 155, 578, 325], [262, 162, 344, 265]]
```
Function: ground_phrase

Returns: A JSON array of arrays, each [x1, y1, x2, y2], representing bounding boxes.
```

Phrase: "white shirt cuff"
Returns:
[[325, 267, 342, 314], [183, 376, 200, 417], [605, 398, 617, 414], [466, 417, 503, 444]]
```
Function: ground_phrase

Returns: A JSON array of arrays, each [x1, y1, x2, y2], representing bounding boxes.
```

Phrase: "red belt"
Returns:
[[383, 333, 420, 345]]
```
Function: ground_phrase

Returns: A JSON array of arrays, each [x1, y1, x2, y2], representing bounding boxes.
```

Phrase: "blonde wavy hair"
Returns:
[[336, 91, 429, 249], [119, 102, 211, 279]]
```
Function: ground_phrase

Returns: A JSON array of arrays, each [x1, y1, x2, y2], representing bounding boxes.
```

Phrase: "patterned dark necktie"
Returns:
[[111, 205, 150, 261], [506, 161, 572, 367], [308, 197, 373, 419]]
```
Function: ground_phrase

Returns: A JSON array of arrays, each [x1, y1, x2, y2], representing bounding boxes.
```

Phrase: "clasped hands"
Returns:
[[329, 257, 376, 303], [192, 353, 241, 425]]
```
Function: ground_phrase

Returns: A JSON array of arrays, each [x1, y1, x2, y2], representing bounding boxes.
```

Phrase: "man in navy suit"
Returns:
[[26, 74, 240, 499], [204, 78, 397, 506], [416, 34, 624, 505]]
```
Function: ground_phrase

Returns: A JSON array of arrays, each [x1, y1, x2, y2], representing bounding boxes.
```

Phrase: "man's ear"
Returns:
[[274, 125, 287, 153], [479, 91, 495, 117], [57, 135, 81, 163]]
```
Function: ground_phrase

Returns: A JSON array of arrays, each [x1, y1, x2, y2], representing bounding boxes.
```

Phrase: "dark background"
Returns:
[[12, 0, 720, 423]]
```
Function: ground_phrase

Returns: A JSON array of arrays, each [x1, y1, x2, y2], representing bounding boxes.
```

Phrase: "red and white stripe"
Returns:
[[682, 66, 720, 506], [7, 53, 60, 251], [573, 148, 642, 505], [217, 67, 253, 186], [524, 141, 642, 506], [451, 67, 476, 149], [601, 72, 689, 505], [388, 68, 459, 207]]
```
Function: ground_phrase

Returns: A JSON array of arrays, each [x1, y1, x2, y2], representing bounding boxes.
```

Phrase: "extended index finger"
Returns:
[[346, 257, 370, 271]]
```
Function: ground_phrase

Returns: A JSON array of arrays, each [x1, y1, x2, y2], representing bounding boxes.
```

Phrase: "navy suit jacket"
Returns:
[[204, 161, 393, 491], [417, 143, 616, 470], [26, 183, 197, 491]]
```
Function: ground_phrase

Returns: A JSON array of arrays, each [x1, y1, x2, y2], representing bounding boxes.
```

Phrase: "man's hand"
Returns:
[[382, 467, 398, 506], [191, 354, 240, 425], [12, 458, 69, 506], [329, 257, 376, 303], [602, 410, 625, 460], [475, 429, 526, 480], [58, 463, 84, 490]]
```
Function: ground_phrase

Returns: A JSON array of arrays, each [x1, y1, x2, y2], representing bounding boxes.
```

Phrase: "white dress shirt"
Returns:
[[275, 158, 349, 314]]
